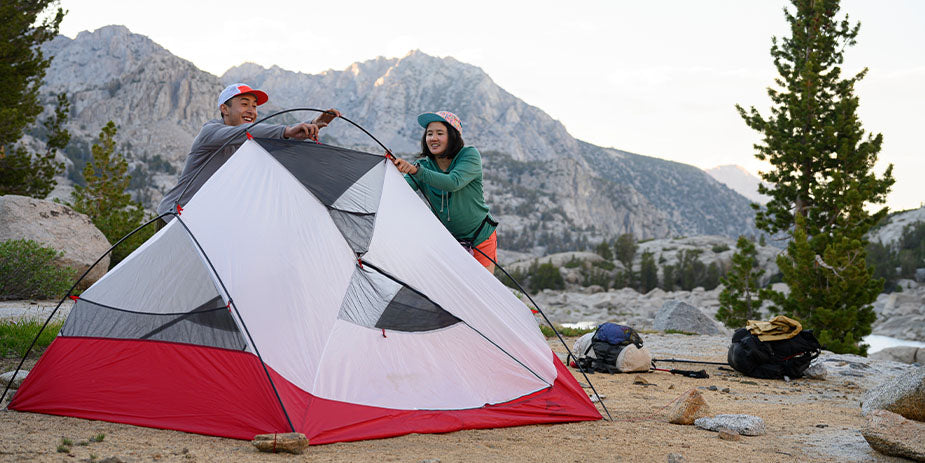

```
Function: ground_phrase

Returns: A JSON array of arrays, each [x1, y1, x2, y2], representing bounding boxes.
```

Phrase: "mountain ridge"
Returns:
[[37, 25, 757, 252]]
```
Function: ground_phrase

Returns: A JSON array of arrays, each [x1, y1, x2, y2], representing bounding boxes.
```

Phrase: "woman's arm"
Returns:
[[411, 148, 482, 192]]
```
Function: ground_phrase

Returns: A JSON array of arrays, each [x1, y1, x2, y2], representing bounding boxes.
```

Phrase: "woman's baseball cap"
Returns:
[[418, 111, 462, 135], [218, 83, 268, 108]]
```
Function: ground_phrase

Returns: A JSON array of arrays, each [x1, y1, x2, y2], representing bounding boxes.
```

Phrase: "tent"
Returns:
[[9, 138, 601, 443]]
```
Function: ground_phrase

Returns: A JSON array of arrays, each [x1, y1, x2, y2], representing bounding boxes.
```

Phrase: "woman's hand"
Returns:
[[392, 157, 418, 175]]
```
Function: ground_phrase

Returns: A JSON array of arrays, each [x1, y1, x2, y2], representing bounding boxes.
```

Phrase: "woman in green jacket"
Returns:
[[392, 111, 497, 272]]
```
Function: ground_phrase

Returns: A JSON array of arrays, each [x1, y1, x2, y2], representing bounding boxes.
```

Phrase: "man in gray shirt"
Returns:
[[156, 83, 339, 220]]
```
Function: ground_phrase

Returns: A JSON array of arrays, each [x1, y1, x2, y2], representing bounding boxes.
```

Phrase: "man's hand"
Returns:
[[284, 123, 319, 140], [392, 157, 418, 175], [312, 108, 342, 129]]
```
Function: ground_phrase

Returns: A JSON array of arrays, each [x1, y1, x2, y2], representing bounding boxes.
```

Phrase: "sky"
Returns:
[[55, 0, 923, 211]]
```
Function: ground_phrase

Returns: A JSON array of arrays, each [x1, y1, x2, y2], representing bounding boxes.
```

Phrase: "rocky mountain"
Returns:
[[705, 165, 769, 204], [36, 25, 758, 252]]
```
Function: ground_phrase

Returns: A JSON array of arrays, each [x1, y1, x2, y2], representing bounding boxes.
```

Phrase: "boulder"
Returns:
[[0, 195, 110, 288], [0, 370, 29, 389], [870, 346, 924, 365], [861, 366, 925, 421], [252, 432, 309, 454], [667, 389, 711, 425], [653, 300, 723, 335], [695, 414, 766, 436], [861, 410, 925, 461]]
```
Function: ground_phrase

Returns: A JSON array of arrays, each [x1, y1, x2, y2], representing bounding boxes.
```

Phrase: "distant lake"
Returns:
[[863, 335, 925, 354]]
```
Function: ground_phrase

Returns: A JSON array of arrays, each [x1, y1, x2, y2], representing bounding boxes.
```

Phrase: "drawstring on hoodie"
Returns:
[[440, 191, 451, 222]]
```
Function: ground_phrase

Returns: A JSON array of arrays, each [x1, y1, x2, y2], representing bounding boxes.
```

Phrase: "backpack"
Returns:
[[727, 327, 822, 379], [570, 323, 648, 374]]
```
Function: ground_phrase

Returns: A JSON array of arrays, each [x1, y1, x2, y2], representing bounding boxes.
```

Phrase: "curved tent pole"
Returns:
[[1, 212, 171, 406], [470, 246, 614, 422], [174, 108, 393, 213], [401, 174, 612, 421], [170, 215, 296, 432]]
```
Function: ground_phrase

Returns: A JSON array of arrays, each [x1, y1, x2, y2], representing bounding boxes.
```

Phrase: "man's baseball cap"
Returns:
[[218, 83, 268, 108], [417, 111, 462, 135]]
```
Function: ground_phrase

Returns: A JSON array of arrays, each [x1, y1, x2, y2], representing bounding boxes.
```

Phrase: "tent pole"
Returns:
[[471, 247, 614, 421], [1, 213, 170, 406], [173, 216, 296, 433]]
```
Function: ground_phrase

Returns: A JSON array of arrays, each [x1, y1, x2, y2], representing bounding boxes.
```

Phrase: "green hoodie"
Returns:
[[405, 146, 496, 246]]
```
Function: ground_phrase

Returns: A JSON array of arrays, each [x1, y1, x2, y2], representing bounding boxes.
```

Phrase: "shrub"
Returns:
[[0, 239, 76, 300], [530, 261, 565, 291], [711, 244, 731, 253]]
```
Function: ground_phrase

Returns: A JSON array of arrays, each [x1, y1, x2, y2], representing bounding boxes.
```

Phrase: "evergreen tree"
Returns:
[[594, 240, 613, 261], [66, 122, 153, 267], [716, 236, 769, 328], [614, 233, 637, 270], [661, 264, 676, 292], [737, 0, 894, 354], [639, 251, 658, 293], [0, 1, 68, 197], [0, 93, 69, 197]]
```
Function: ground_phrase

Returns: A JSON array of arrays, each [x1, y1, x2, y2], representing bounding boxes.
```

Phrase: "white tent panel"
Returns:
[[312, 319, 551, 409], [81, 219, 224, 314], [363, 167, 557, 383], [180, 141, 358, 391]]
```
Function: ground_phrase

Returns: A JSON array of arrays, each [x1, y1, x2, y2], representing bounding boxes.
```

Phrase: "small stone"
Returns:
[[721, 388, 730, 393], [589, 393, 606, 403], [667, 453, 686, 463], [695, 414, 766, 436], [708, 385, 718, 391], [718, 429, 741, 441], [633, 375, 653, 386], [815, 424, 828, 428], [0, 370, 29, 389], [668, 384, 675, 390], [252, 432, 309, 454], [667, 390, 711, 425]]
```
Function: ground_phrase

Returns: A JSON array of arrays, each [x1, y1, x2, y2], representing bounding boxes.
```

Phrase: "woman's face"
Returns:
[[425, 121, 449, 157]]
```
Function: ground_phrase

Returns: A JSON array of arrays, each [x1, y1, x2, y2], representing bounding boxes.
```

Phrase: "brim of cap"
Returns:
[[417, 112, 448, 129], [247, 90, 269, 106]]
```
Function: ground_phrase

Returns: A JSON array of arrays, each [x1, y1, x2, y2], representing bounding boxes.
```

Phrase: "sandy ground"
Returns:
[[0, 332, 903, 463]]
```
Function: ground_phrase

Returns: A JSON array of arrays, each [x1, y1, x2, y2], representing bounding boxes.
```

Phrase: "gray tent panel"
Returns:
[[61, 297, 246, 350], [329, 209, 376, 255], [337, 268, 400, 328], [258, 138, 382, 207], [80, 221, 224, 315], [375, 287, 461, 332], [330, 162, 385, 214], [338, 267, 461, 332]]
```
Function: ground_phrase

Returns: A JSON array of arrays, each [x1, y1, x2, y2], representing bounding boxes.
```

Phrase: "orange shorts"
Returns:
[[472, 231, 497, 270]]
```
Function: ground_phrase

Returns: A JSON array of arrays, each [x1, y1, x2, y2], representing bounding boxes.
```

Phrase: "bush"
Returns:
[[530, 261, 565, 291], [0, 239, 76, 300], [711, 244, 731, 253]]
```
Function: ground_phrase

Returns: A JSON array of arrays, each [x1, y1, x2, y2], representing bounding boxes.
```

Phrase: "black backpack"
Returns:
[[727, 328, 822, 379], [575, 323, 644, 374]]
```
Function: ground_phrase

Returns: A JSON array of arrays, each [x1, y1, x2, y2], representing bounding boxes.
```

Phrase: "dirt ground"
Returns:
[[0, 335, 897, 463]]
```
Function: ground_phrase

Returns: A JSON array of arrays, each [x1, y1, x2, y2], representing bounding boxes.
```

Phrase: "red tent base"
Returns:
[[11, 337, 601, 442]]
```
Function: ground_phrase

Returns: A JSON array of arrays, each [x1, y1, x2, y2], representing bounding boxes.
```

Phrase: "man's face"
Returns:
[[220, 94, 258, 126]]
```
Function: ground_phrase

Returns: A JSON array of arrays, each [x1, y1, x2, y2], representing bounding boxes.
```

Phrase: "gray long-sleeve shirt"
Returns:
[[157, 119, 286, 218]]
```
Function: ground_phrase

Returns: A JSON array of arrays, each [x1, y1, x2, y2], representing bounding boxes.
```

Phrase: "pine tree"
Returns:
[[716, 236, 769, 328], [594, 240, 613, 261], [638, 251, 658, 293], [0, 2, 68, 197], [0, 93, 70, 197], [67, 122, 153, 267], [737, 0, 894, 354], [614, 233, 637, 269]]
